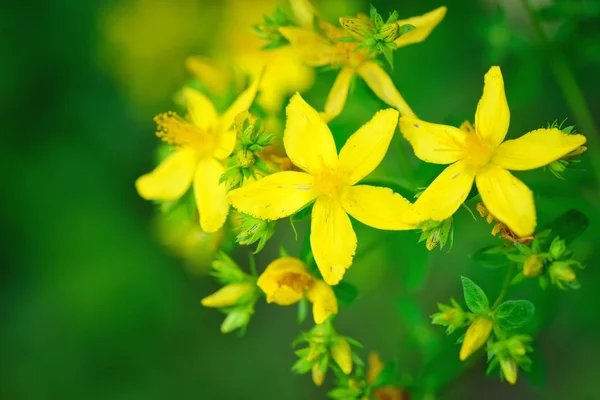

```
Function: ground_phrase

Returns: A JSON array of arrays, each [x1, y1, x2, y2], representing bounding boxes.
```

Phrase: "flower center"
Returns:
[[279, 272, 313, 293], [315, 167, 344, 198], [154, 111, 217, 158], [463, 131, 493, 167]]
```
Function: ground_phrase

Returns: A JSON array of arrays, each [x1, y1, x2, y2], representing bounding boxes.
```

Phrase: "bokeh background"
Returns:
[[2, 0, 600, 398]]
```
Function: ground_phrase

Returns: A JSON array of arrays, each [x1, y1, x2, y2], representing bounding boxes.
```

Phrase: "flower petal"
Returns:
[[257, 257, 312, 305], [135, 148, 197, 201], [475, 165, 536, 237], [284, 93, 338, 174], [321, 67, 355, 123], [393, 6, 447, 48], [218, 70, 263, 134], [213, 129, 236, 160], [306, 280, 338, 324], [341, 185, 424, 230], [399, 116, 467, 164], [492, 128, 587, 171], [474, 66, 510, 148], [279, 27, 335, 67], [289, 0, 318, 29], [228, 171, 318, 220], [184, 87, 218, 131], [194, 158, 229, 232], [338, 109, 399, 184], [357, 61, 415, 117], [415, 160, 478, 221], [311, 197, 357, 285]]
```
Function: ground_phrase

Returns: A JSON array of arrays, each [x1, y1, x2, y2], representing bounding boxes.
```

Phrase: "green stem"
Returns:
[[520, 0, 600, 183], [492, 263, 515, 310]]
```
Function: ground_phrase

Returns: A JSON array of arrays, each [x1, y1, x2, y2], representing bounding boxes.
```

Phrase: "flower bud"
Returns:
[[311, 362, 326, 386], [499, 357, 518, 385], [523, 254, 544, 277], [549, 160, 567, 174], [566, 145, 587, 158], [339, 17, 374, 40], [380, 23, 399, 42], [331, 337, 353, 375], [201, 282, 254, 308], [220, 308, 251, 334], [549, 238, 567, 260], [459, 317, 493, 361], [550, 261, 576, 283]]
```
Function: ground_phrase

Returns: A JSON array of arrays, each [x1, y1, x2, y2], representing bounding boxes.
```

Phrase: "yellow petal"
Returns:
[[183, 87, 217, 131], [279, 27, 334, 67], [399, 116, 467, 164], [193, 158, 229, 232], [492, 128, 587, 171], [415, 161, 478, 221], [289, 0, 317, 29], [339, 109, 399, 185], [135, 148, 197, 201], [201, 282, 254, 308], [475, 165, 536, 237], [393, 6, 447, 48], [306, 280, 338, 324], [185, 56, 230, 94], [459, 317, 493, 361], [257, 257, 312, 305], [213, 129, 236, 160], [218, 70, 263, 135], [357, 61, 415, 117], [341, 185, 425, 230], [475, 66, 510, 148], [284, 93, 338, 174], [228, 171, 318, 220], [311, 197, 357, 285], [321, 67, 355, 123]]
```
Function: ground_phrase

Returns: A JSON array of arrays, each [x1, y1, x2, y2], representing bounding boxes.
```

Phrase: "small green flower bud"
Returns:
[[550, 261, 576, 283], [549, 237, 567, 260], [220, 308, 251, 333], [311, 362, 326, 386], [236, 149, 255, 168], [499, 357, 518, 385], [331, 337, 353, 375], [523, 254, 544, 277], [549, 160, 567, 174], [380, 23, 399, 42]]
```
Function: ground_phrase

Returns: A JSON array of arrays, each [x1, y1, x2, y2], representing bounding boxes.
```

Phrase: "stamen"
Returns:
[[154, 111, 203, 149]]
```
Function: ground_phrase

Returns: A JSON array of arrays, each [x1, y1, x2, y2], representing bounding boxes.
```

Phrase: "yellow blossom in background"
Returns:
[[229, 94, 423, 285], [400, 66, 587, 237], [459, 316, 493, 361], [281, 0, 447, 121], [136, 74, 262, 232], [257, 257, 337, 324]]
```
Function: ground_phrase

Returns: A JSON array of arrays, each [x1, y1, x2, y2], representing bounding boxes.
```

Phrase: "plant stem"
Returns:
[[520, 0, 600, 183], [492, 263, 515, 310]]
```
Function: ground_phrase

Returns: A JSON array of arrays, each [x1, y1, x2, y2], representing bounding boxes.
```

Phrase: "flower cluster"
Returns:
[[134, 0, 590, 396]]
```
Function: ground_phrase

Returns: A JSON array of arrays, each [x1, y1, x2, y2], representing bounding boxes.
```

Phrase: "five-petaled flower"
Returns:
[[229, 93, 423, 285], [135, 74, 262, 233], [257, 257, 337, 324], [280, 0, 446, 122], [400, 66, 587, 237]]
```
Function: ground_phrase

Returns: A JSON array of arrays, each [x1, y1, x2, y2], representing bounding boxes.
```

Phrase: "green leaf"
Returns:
[[494, 300, 535, 330], [470, 245, 511, 268], [373, 360, 398, 388], [461, 276, 489, 313], [541, 209, 589, 243], [333, 281, 359, 306]]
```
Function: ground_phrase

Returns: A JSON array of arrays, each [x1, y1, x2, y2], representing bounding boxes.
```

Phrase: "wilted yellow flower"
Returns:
[[257, 257, 337, 324], [201, 282, 255, 308], [401, 66, 587, 237], [136, 75, 261, 232], [230, 94, 423, 285], [460, 317, 493, 361], [331, 338, 353, 375], [281, 0, 447, 121]]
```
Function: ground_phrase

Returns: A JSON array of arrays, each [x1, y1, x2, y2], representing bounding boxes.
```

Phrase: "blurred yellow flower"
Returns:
[[400, 66, 587, 237], [229, 94, 423, 285], [136, 75, 261, 232], [257, 257, 337, 324], [459, 316, 493, 361], [281, 0, 447, 121]]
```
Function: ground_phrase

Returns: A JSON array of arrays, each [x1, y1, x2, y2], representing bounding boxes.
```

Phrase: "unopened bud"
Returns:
[[550, 261, 576, 283], [380, 23, 399, 42], [331, 338, 353, 375], [339, 17, 374, 40], [566, 145, 587, 158], [523, 254, 544, 277], [549, 160, 567, 174], [311, 362, 326, 386], [236, 149, 255, 168], [549, 237, 567, 260], [459, 317, 493, 361], [499, 357, 518, 385], [220, 308, 251, 333], [201, 282, 254, 308]]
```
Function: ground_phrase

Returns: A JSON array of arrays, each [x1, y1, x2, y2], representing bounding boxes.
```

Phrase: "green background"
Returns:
[[2, 0, 599, 398]]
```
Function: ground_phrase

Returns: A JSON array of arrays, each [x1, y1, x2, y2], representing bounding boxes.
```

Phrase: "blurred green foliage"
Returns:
[[1, 0, 599, 399]]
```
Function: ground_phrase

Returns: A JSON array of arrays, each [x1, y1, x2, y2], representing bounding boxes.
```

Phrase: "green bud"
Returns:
[[523, 254, 544, 277], [220, 167, 244, 191], [549, 237, 567, 260], [236, 214, 276, 253], [236, 149, 255, 168], [549, 261, 576, 283], [220, 308, 252, 333], [379, 23, 399, 42], [210, 252, 247, 284], [566, 145, 587, 158]]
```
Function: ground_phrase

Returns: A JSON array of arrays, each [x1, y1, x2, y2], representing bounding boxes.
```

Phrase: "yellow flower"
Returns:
[[257, 257, 337, 324], [201, 282, 255, 308], [459, 317, 493, 361], [135, 74, 262, 233], [400, 66, 587, 237], [280, 0, 447, 121], [229, 94, 423, 285]]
